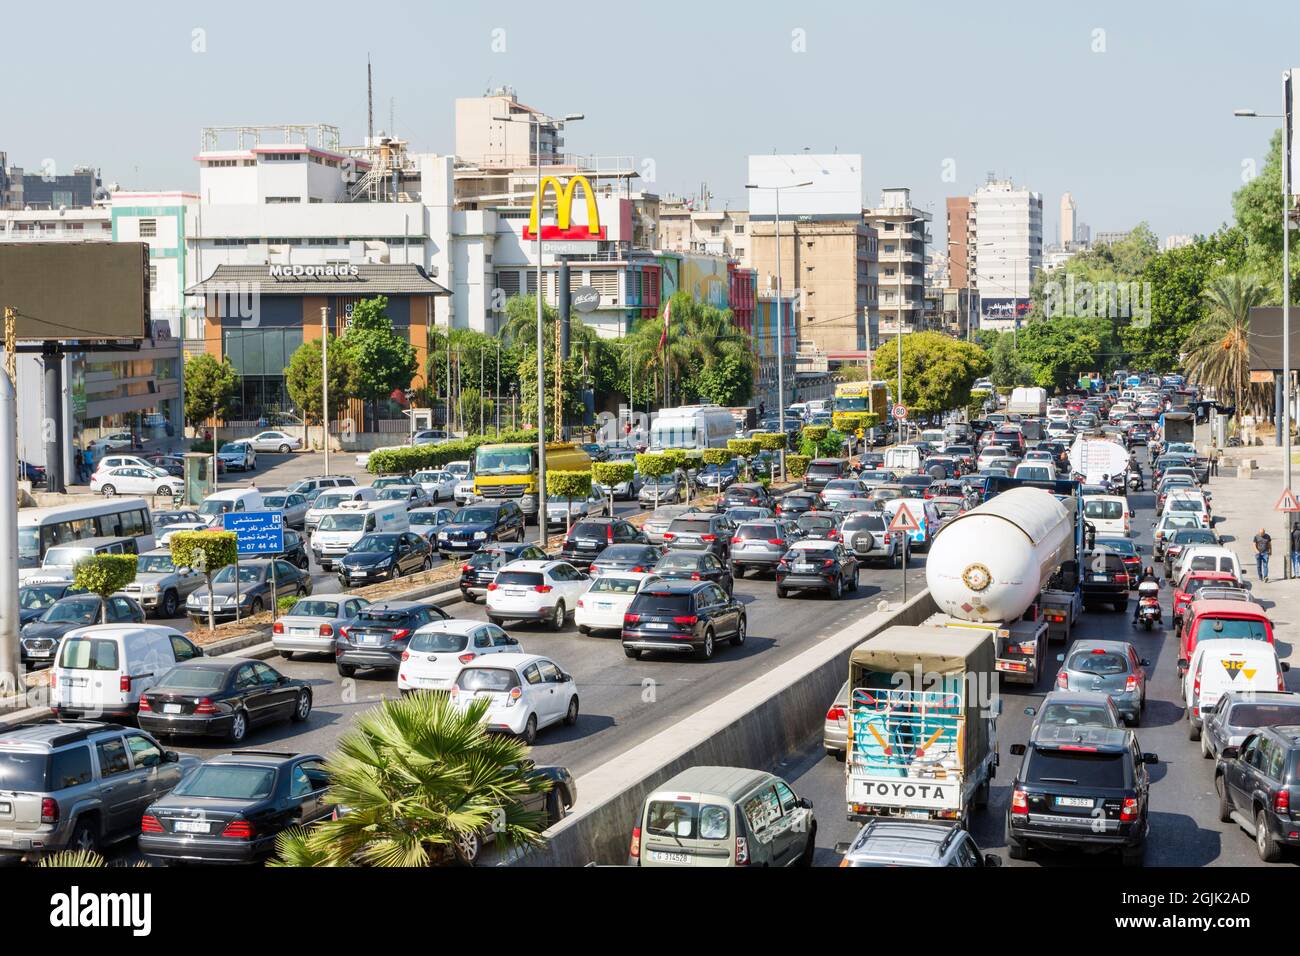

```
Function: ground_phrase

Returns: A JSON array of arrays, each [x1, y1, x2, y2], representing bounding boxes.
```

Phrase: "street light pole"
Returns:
[[321, 306, 330, 476]]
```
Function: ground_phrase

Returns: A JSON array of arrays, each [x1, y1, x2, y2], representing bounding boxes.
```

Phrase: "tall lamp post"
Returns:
[[494, 109, 583, 544], [746, 179, 811, 478], [890, 216, 926, 441], [1237, 79, 1295, 571]]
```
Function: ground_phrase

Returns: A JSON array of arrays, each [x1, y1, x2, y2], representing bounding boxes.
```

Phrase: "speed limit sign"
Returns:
[[892, 404, 908, 421]]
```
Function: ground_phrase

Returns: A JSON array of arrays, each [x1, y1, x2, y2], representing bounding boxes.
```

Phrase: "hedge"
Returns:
[[801, 425, 829, 444], [367, 429, 540, 475], [752, 432, 787, 452], [837, 412, 880, 435], [169, 530, 238, 574], [635, 453, 674, 479], [591, 462, 635, 487], [727, 438, 760, 459], [701, 449, 732, 467], [546, 469, 593, 500], [72, 554, 137, 599], [786, 455, 812, 478], [660, 448, 689, 472]]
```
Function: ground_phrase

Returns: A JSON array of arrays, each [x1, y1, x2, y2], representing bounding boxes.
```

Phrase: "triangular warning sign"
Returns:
[[1277, 488, 1300, 512], [888, 503, 922, 534]]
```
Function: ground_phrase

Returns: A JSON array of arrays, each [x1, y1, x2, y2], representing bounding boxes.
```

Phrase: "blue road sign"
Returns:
[[223, 510, 285, 556]]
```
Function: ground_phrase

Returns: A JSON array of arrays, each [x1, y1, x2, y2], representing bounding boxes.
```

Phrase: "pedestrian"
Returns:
[[1210, 446, 1220, 477], [1254, 527, 1273, 582], [1291, 520, 1300, 579]]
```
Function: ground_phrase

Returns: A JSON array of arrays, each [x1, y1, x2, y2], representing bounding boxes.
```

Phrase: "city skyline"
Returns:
[[3, 0, 1297, 243]]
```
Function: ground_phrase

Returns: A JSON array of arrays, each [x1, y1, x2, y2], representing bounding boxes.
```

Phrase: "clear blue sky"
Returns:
[[3, 0, 1297, 242]]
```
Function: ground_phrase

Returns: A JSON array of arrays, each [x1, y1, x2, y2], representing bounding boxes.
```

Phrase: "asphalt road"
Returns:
[[775, 447, 1293, 867]]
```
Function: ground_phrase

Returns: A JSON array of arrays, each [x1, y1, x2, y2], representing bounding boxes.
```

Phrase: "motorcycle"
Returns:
[[1136, 596, 1161, 631], [1128, 472, 1144, 492]]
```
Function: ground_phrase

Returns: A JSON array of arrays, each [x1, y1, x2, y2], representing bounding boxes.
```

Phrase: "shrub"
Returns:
[[726, 438, 759, 459], [786, 455, 811, 479], [634, 453, 672, 479], [701, 449, 732, 467], [72, 555, 137, 599], [801, 425, 829, 444], [278, 595, 300, 613], [546, 469, 593, 500], [660, 448, 688, 472], [190, 439, 214, 454], [367, 430, 540, 475], [592, 462, 635, 487], [170, 530, 238, 632], [751, 432, 787, 452]]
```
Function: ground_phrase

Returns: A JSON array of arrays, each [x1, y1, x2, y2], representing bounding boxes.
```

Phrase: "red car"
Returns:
[[1172, 569, 1238, 627]]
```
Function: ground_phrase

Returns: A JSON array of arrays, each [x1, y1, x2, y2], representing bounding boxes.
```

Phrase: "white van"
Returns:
[[198, 488, 264, 526], [310, 500, 409, 569], [919, 429, 946, 447], [304, 485, 378, 533], [1083, 494, 1131, 537], [883, 445, 922, 476], [649, 404, 737, 451], [1185, 639, 1287, 738], [50, 624, 203, 721]]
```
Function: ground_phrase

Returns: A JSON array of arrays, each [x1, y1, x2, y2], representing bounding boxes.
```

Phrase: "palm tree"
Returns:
[[36, 849, 146, 867], [271, 692, 551, 867], [1183, 273, 1272, 422], [624, 293, 756, 406]]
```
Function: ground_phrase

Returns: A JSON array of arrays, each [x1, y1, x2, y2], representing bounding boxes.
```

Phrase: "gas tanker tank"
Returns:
[[926, 487, 1074, 623]]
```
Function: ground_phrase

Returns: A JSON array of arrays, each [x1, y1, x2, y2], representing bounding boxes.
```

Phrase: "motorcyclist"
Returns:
[[1133, 566, 1161, 623]]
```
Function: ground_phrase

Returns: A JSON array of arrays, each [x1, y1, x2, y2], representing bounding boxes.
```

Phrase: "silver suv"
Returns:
[[117, 548, 205, 619], [730, 519, 803, 577], [0, 720, 199, 861], [840, 510, 901, 567], [838, 819, 1000, 867]]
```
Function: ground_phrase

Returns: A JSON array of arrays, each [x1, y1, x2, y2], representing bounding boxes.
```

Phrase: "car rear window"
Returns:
[[629, 591, 694, 615], [736, 524, 780, 540], [807, 463, 841, 476], [287, 600, 341, 618], [409, 630, 471, 652], [657, 552, 704, 569], [155, 667, 227, 692], [1024, 748, 1129, 789], [58, 637, 119, 671], [645, 800, 730, 840], [358, 608, 417, 624], [571, 522, 610, 540], [0, 751, 51, 791], [843, 514, 886, 531], [1085, 500, 1124, 520], [1194, 617, 1268, 642], [495, 571, 544, 588], [668, 518, 714, 534], [1228, 703, 1300, 728], [174, 765, 276, 799], [456, 667, 520, 692], [590, 576, 642, 594], [1067, 651, 1128, 675]]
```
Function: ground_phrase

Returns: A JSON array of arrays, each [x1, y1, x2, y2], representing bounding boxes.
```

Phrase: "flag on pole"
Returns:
[[658, 300, 671, 354]]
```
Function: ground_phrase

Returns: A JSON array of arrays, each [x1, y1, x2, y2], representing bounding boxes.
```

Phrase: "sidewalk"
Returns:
[[1198, 444, 1298, 666]]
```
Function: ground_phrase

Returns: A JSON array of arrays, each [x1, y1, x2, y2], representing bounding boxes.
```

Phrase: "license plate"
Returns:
[[31, 649, 50, 657], [291, 628, 314, 638], [646, 622, 670, 630], [362, 634, 381, 645], [795, 563, 816, 572], [0, 801, 10, 814], [648, 850, 689, 865], [173, 820, 210, 834], [163, 704, 182, 714], [505, 589, 525, 597], [1055, 796, 1093, 808], [1092, 574, 1109, 581], [596, 602, 612, 609]]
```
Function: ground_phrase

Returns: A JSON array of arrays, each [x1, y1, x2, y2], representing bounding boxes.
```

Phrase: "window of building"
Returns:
[[65, 222, 83, 231], [307, 237, 338, 245], [266, 197, 302, 204], [497, 271, 521, 296], [261, 152, 304, 162], [734, 224, 745, 235], [222, 328, 305, 421], [139, 219, 157, 238], [149, 266, 158, 292]]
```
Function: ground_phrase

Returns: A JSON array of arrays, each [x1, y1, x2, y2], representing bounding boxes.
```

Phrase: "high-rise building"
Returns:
[[1074, 221, 1091, 244], [1163, 233, 1195, 251], [454, 87, 568, 168], [1060, 192, 1076, 248], [1094, 230, 1131, 246], [658, 196, 750, 263], [946, 196, 973, 288], [865, 188, 931, 338], [970, 177, 1042, 330]]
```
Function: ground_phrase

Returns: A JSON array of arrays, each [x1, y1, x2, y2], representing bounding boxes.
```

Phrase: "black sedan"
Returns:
[[335, 600, 450, 676], [20, 594, 145, 666], [336, 532, 433, 588], [459, 542, 549, 603], [589, 543, 664, 576], [776, 540, 860, 599], [140, 751, 334, 864], [138, 658, 313, 742], [775, 491, 825, 517], [718, 482, 774, 512], [187, 559, 312, 622], [652, 549, 734, 594], [282, 529, 311, 571], [435, 503, 526, 557], [18, 582, 81, 626]]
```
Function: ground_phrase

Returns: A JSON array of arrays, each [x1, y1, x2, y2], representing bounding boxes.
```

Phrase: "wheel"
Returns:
[[731, 616, 747, 647], [520, 714, 538, 746], [974, 777, 990, 809], [101, 484, 116, 497], [1201, 733, 1214, 759], [159, 590, 178, 618], [1188, 717, 1201, 741], [337, 663, 356, 678], [797, 822, 817, 866], [563, 695, 579, 726], [228, 710, 248, 742], [421, 558, 432, 572], [1007, 841, 1028, 861], [1142, 619, 1152, 632], [830, 576, 843, 600], [1257, 809, 1283, 862], [544, 789, 564, 828], [250, 598, 264, 615], [279, 444, 291, 454], [831, 749, 846, 763], [623, 647, 642, 659], [488, 615, 503, 627], [454, 831, 482, 866], [777, 587, 788, 599], [549, 601, 566, 632], [577, 625, 590, 636], [156, 486, 173, 496], [696, 628, 715, 661], [1215, 774, 1235, 822], [290, 689, 312, 723], [849, 569, 860, 592], [733, 565, 746, 579], [463, 591, 476, 604]]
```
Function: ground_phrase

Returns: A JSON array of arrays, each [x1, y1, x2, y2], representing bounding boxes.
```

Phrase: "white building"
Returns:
[[1163, 233, 1195, 251], [1059, 192, 1076, 248], [864, 187, 931, 337], [970, 178, 1042, 330]]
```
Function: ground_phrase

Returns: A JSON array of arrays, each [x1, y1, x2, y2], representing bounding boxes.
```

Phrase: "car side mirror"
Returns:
[[1142, 752, 1159, 765], [1023, 706, 1037, 717], [797, 797, 813, 810], [1221, 746, 1239, 761], [1284, 662, 1292, 672], [1055, 653, 1065, 663], [1009, 743, 1026, 757], [834, 841, 852, 855], [163, 750, 180, 763], [1177, 658, 1189, 669], [983, 853, 1002, 867]]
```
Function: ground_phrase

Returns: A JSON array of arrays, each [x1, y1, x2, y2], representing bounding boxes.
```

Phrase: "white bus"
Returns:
[[18, 498, 155, 571], [648, 405, 737, 451]]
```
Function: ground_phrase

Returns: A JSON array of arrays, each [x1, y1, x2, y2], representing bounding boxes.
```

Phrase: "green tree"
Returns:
[[271, 693, 551, 867], [874, 333, 990, 417], [72, 555, 136, 601], [183, 354, 240, 427], [622, 292, 756, 406], [1012, 316, 1119, 392], [546, 469, 595, 532], [342, 296, 418, 416], [170, 531, 238, 632], [592, 461, 634, 514], [1182, 273, 1272, 421], [286, 337, 356, 447], [693, 352, 753, 406]]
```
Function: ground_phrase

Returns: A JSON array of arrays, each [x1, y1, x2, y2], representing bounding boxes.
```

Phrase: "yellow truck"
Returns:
[[472, 442, 591, 524], [832, 381, 888, 438]]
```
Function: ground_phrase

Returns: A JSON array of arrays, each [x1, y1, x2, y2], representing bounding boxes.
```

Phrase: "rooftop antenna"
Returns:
[[367, 55, 374, 146], [390, 97, 395, 137]]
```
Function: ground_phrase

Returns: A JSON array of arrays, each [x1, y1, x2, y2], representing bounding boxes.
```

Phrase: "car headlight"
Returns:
[[473, 531, 488, 540], [141, 584, 160, 594], [438, 532, 449, 539]]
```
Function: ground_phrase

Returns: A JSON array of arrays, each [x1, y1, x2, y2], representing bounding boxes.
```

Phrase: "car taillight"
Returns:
[[1193, 672, 1201, 709], [1275, 789, 1291, 814], [41, 798, 59, 825], [119, 674, 134, 693], [826, 705, 845, 721], [731, 536, 742, 544], [663, 532, 675, 540], [338, 626, 350, 638], [629, 826, 642, 859], [534, 584, 553, 593], [319, 624, 334, 637], [487, 583, 498, 591], [690, 573, 702, 580], [138, 697, 152, 712], [823, 559, 836, 568], [1011, 789, 1028, 816], [1116, 573, 1128, 586], [673, 616, 698, 626], [1125, 676, 1139, 693], [50, 671, 56, 688], [194, 698, 220, 715], [607, 528, 614, 544], [506, 686, 523, 707], [272, 622, 284, 634], [735, 836, 750, 865], [700, 534, 716, 541], [1120, 797, 1139, 822], [390, 628, 411, 642], [1056, 670, 1068, 689], [401, 650, 410, 662], [140, 814, 163, 833], [221, 820, 255, 839], [630, 566, 645, 573], [458, 653, 476, 664], [624, 613, 641, 624]]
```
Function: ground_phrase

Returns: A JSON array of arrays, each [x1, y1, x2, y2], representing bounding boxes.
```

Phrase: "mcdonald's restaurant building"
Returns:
[[185, 263, 448, 429]]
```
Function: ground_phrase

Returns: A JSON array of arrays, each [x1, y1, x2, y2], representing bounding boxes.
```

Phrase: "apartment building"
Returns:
[[970, 177, 1042, 331], [864, 187, 931, 338], [658, 196, 750, 263]]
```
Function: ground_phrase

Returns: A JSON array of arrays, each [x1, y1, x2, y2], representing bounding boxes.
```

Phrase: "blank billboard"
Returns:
[[1248, 307, 1300, 371], [0, 243, 149, 340], [747, 154, 863, 219]]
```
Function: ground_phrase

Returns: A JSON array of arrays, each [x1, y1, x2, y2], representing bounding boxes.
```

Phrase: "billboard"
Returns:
[[0, 242, 150, 340], [678, 254, 730, 309], [1248, 307, 1300, 371], [981, 297, 1029, 325], [747, 154, 863, 219]]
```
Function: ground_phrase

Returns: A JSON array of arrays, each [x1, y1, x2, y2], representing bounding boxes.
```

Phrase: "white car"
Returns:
[[409, 506, 458, 543], [454, 478, 476, 505], [485, 560, 592, 630], [976, 445, 1010, 471], [575, 571, 663, 635], [91, 466, 184, 498], [248, 430, 303, 454], [397, 619, 522, 694], [95, 454, 163, 475], [445, 461, 471, 481], [449, 653, 578, 744], [412, 469, 458, 502], [91, 432, 135, 451], [1162, 492, 1211, 528], [1172, 544, 1245, 585]]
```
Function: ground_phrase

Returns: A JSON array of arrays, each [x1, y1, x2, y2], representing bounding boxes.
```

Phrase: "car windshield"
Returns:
[[199, 499, 234, 516], [409, 629, 471, 652], [219, 443, 246, 453], [474, 446, 533, 476], [1174, 531, 1217, 545], [154, 513, 198, 528], [378, 488, 413, 500], [313, 493, 352, 510], [1024, 749, 1128, 788], [456, 667, 520, 692], [317, 513, 365, 532], [262, 495, 288, 508], [212, 565, 266, 585], [590, 576, 643, 594], [409, 511, 441, 526], [43, 546, 94, 567], [1068, 650, 1128, 675], [137, 555, 175, 574], [1085, 500, 1124, 520], [453, 508, 497, 523], [1195, 617, 1268, 642], [173, 765, 276, 800], [352, 534, 398, 553], [42, 599, 99, 624]]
